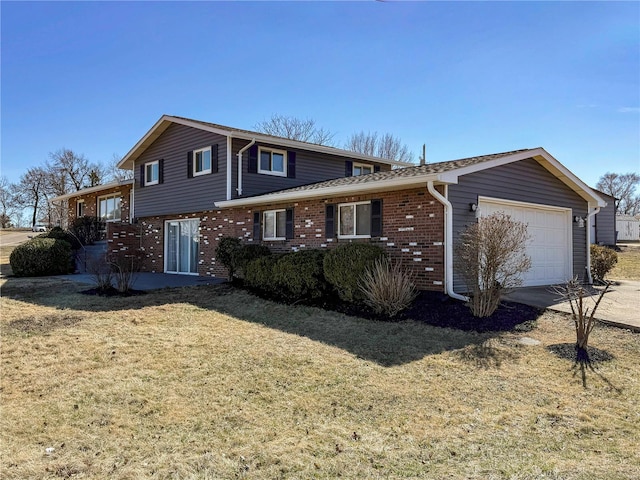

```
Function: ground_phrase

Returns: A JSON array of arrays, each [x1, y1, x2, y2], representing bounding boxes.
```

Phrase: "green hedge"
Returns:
[[10, 238, 74, 277], [590, 244, 618, 282], [323, 243, 387, 302], [39, 226, 81, 250], [273, 249, 329, 300]]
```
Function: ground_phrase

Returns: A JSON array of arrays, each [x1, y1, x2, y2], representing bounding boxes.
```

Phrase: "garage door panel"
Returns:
[[479, 199, 571, 287]]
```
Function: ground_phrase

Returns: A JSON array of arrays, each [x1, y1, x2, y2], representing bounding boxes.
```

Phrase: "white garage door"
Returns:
[[479, 197, 572, 287]]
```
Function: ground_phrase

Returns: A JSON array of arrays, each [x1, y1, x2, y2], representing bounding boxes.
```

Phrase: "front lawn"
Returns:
[[610, 243, 640, 280], [1, 277, 639, 479]]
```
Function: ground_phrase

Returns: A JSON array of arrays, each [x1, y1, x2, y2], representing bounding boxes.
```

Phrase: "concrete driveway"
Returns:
[[503, 280, 640, 332]]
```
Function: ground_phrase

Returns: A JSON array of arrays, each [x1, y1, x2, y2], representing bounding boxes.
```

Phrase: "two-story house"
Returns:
[[53, 114, 607, 297]]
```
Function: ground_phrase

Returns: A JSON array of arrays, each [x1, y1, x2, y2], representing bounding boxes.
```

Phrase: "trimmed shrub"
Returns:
[[360, 258, 417, 318], [39, 226, 81, 250], [10, 238, 74, 277], [323, 243, 386, 303], [71, 216, 104, 246], [215, 237, 242, 279], [244, 254, 280, 292], [590, 244, 618, 282], [273, 249, 329, 301], [233, 244, 272, 279]]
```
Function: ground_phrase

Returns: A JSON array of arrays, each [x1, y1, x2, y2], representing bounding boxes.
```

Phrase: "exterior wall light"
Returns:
[[470, 203, 478, 212]]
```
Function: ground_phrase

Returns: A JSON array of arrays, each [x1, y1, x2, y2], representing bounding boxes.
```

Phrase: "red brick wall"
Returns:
[[106, 222, 142, 256], [135, 186, 446, 291], [67, 184, 133, 225]]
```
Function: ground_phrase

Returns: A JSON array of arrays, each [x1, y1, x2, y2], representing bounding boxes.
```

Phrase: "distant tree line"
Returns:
[[1, 150, 132, 228]]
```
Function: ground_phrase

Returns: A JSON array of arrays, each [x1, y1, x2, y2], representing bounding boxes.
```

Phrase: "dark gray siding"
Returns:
[[134, 124, 227, 217], [593, 192, 616, 245], [231, 138, 391, 199], [449, 158, 589, 291]]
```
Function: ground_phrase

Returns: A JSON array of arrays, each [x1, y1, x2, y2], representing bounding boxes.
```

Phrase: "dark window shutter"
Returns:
[[371, 199, 383, 237], [253, 211, 261, 240], [325, 204, 335, 238], [345, 160, 353, 177], [139, 165, 145, 188], [248, 145, 258, 173], [158, 159, 164, 184], [187, 151, 193, 178], [285, 208, 294, 239], [212, 144, 219, 173], [374, 165, 381, 173], [287, 151, 296, 178]]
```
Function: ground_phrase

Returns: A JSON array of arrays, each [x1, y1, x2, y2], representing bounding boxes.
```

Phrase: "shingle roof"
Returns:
[[253, 148, 535, 196]]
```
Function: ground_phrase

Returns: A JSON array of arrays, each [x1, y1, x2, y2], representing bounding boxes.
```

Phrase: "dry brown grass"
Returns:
[[1, 244, 15, 276], [1, 277, 639, 479], [609, 243, 640, 280]]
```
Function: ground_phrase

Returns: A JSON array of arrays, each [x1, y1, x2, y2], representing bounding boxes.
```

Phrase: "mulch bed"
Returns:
[[80, 286, 147, 297]]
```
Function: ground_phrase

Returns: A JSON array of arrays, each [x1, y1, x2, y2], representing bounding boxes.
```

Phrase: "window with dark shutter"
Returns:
[[248, 145, 258, 173], [287, 151, 296, 179], [370, 199, 383, 237], [139, 165, 145, 188], [187, 151, 193, 178], [325, 204, 335, 238], [158, 159, 164, 184], [345, 160, 353, 177], [253, 211, 261, 240], [285, 208, 294, 239], [212, 144, 219, 173]]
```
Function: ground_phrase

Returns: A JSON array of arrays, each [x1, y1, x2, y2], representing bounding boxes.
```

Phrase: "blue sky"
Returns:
[[2, 1, 639, 189]]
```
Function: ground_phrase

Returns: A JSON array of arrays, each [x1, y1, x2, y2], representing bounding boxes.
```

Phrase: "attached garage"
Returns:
[[479, 197, 572, 286]]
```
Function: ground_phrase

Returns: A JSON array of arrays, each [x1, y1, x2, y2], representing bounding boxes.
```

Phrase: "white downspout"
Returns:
[[427, 181, 468, 301], [236, 138, 256, 197], [585, 204, 600, 284]]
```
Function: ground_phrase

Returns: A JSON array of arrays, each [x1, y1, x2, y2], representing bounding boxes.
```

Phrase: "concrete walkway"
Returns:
[[55, 272, 225, 291], [503, 279, 640, 332]]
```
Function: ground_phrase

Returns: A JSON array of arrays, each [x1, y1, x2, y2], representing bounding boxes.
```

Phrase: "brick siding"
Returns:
[[67, 184, 133, 226]]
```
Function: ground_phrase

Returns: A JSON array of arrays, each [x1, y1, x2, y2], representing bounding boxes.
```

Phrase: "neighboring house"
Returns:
[[616, 215, 640, 241], [53, 115, 608, 296], [591, 189, 616, 245]]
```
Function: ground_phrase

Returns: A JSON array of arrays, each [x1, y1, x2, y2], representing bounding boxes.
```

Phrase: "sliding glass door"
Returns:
[[165, 219, 199, 275]]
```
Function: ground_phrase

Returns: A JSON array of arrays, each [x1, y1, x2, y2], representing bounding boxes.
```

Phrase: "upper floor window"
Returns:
[[259, 147, 287, 177], [353, 163, 373, 176], [338, 201, 371, 238], [98, 193, 121, 222], [77, 200, 85, 217], [263, 209, 287, 240], [145, 161, 159, 186], [194, 147, 212, 176]]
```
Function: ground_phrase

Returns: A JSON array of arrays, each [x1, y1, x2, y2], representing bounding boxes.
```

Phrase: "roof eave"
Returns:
[[49, 179, 134, 203]]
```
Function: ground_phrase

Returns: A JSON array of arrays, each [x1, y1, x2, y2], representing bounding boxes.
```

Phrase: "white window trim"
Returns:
[[337, 200, 372, 239], [164, 218, 200, 276], [263, 209, 287, 241], [145, 160, 159, 186], [97, 192, 122, 222], [353, 163, 373, 176], [258, 147, 287, 177], [193, 146, 212, 177], [76, 199, 85, 218]]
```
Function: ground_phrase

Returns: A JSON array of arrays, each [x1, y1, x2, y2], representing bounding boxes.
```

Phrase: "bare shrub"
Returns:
[[86, 255, 112, 292], [109, 250, 142, 293], [590, 244, 618, 283], [552, 277, 610, 358], [455, 212, 531, 317], [360, 258, 418, 318]]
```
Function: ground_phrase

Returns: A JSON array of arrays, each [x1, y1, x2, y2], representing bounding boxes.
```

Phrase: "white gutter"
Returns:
[[427, 181, 468, 302], [236, 138, 256, 197], [585, 204, 601, 284], [226, 136, 233, 200]]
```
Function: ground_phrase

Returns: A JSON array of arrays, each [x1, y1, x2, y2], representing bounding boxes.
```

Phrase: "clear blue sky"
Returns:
[[2, 1, 639, 188]]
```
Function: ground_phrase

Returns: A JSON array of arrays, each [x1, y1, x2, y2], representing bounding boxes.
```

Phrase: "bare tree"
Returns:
[[455, 212, 532, 317], [0, 176, 17, 228], [12, 167, 49, 227], [596, 172, 640, 216], [48, 148, 104, 192], [105, 153, 134, 182], [344, 131, 414, 163], [254, 114, 336, 146]]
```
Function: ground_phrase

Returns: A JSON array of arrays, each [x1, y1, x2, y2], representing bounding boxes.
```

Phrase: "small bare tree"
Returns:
[[552, 278, 610, 357], [344, 131, 414, 163], [254, 114, 336, 146], [455, 212, 531, 317]]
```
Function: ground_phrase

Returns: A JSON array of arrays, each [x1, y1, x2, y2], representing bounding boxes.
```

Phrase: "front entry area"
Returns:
[[479, 197, 572, 287], [165, 219, 199, 275]]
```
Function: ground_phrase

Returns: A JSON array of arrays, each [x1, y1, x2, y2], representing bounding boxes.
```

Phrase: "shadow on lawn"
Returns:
[[547, 343, 620, 391], [1, 277, 542, 367]]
